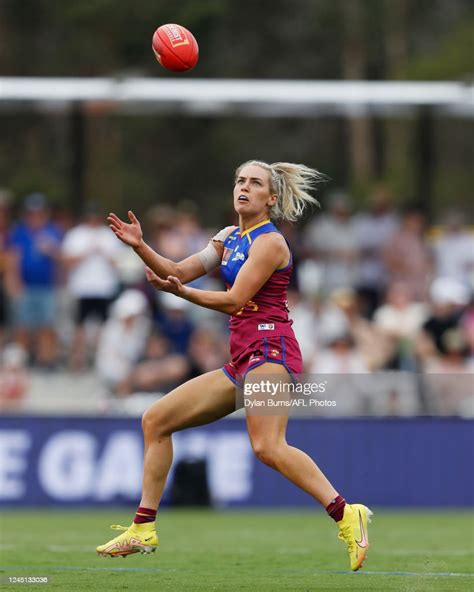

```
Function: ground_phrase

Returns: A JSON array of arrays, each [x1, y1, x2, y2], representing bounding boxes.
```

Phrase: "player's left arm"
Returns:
[[145, 233, 288, 315]]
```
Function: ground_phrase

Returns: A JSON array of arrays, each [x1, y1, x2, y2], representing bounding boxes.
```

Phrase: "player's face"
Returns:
[[233, 165, 277, 217]]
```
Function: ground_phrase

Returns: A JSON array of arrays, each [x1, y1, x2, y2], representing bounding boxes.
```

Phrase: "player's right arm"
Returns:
[[107, 210, 229, 284]]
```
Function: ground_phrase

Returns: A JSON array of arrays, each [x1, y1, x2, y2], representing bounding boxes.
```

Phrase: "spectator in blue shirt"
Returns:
[[8, 193, 63, 368]]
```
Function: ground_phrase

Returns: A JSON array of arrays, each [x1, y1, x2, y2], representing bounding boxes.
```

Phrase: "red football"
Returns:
[[152, 24, 199, 72]]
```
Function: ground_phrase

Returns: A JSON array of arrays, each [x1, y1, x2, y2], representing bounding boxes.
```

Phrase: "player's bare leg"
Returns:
[[245, 362, 338, 506], [96, 369, 236, 557], [245, 362, 372, 571], [139, 369, 236, 508]]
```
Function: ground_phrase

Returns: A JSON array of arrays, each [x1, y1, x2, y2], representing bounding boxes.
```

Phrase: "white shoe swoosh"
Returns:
[[355, 510, 368, 548]]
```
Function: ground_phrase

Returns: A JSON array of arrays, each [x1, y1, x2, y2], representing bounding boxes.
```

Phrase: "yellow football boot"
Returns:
[[96, 522, 158, 558], [337, 503, 373, 571]]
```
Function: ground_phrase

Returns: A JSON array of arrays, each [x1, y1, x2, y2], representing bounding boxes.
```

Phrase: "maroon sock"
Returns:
[[133, 506, 157, 524], [326, 495, 346, 522]]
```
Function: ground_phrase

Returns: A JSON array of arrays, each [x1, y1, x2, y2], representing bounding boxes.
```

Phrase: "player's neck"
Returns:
[[239, 214, 269, 232]]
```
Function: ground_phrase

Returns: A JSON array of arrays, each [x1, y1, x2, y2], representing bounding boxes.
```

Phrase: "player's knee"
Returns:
[[142, 406, 173, 438], [252, 440, 278, 469]]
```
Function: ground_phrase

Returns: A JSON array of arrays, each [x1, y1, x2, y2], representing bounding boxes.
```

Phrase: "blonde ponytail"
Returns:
[[236, 160, 324, 222]]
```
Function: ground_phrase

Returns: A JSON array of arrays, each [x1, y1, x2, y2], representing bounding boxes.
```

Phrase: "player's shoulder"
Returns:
[[254, 228, 286, 245], [251, 230, 288, 256]]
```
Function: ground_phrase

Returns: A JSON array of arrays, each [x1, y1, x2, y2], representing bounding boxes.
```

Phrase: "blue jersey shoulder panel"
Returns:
[[220, 220, 280, 286]]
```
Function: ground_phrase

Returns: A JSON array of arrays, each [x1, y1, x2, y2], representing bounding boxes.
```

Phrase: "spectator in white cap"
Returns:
[[62, 202, 125, 371], [95, 289, 151, 394], [416, 277, 470, 366]]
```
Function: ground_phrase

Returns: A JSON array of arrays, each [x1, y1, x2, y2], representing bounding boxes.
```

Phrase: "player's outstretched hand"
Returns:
[[145, 267, 187, 297], [107, 210, 143, 249]]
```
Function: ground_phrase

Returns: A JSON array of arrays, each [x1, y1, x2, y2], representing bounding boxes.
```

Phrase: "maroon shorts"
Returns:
[[222, 335, 303, 385]]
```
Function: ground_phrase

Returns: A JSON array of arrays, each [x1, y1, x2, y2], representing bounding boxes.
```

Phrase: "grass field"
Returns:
[[0, 509, 473, 591]]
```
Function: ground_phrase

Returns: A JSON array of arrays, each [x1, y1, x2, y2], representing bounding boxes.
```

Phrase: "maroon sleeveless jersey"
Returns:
[[220, 219, 303, 382]]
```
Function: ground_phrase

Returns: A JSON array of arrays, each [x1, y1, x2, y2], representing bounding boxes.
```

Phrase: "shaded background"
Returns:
[[0, 0, 473, 220]]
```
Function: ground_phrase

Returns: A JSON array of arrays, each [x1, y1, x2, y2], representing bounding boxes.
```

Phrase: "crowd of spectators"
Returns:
[[0, 187, 473, 415]]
